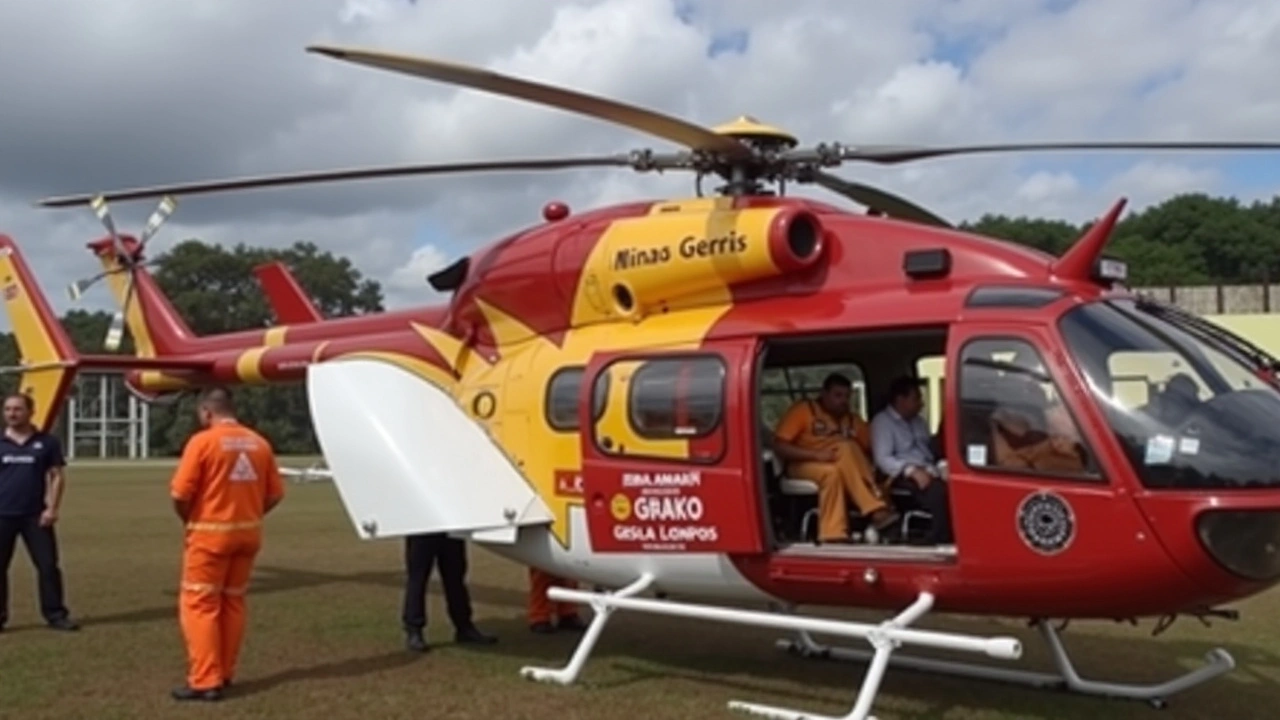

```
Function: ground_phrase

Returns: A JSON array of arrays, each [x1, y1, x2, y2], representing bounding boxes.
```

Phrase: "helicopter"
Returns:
[[5, 44, 1280, 720]]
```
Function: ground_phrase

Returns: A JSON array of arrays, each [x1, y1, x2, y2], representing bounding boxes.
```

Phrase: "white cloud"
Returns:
[[0, 0, 1276, 327], [388, 244, 449, 305]]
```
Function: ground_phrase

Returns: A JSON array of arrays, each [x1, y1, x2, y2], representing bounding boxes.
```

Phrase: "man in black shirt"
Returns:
[[0, 393, 77, 632]]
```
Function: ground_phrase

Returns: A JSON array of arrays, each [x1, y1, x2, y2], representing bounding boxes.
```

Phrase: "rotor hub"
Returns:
[[711, 115, 799, 153]]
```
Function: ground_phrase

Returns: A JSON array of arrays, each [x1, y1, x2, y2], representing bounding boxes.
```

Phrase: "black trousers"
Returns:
[[891, 476, 954, 545], [0, 514, 70, 628], [400, 533, 473, 633]]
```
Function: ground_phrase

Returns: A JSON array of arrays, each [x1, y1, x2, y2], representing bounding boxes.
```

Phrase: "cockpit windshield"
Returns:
[[1058, 298, 1280, 490]]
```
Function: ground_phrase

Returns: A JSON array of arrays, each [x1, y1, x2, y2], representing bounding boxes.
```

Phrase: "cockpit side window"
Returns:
[[957, 336, 1102, 482], [1059, 299, 1280, 490]]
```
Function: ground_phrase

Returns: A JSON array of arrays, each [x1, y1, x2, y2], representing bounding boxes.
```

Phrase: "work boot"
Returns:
[[47, 617, 79, 632], [455, 625, 497, 645], [171, 685, 222, 702], [404, 629, 429, 653]]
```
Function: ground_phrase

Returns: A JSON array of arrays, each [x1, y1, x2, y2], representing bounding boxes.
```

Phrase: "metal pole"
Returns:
[[98, 376, 107, 458], [141, 401, 150, 458], [67, 391, 77, 460], [127, 390, 137, 459]]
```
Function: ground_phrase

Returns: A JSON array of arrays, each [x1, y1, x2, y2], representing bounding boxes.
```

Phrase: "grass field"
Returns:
[[0, 461, 1275, 720]]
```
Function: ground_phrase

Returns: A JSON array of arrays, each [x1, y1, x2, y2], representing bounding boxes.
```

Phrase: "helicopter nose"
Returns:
[[1196, 509, 1280, 582]]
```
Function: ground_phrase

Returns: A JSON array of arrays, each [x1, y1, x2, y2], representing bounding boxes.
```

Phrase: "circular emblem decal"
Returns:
[[610, 493, 632, 521], [1016, 491, 1075, 555]]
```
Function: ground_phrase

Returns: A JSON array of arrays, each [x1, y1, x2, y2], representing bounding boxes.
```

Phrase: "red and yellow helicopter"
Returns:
[[6, 44, 1280, 720]]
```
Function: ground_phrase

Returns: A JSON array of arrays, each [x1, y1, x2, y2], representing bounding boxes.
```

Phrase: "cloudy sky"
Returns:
[[1, 0, 1277, 328]]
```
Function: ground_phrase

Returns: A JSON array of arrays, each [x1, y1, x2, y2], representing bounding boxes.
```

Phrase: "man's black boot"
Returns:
[[455, 625, 497, 644], [405, 629, 429, 653]]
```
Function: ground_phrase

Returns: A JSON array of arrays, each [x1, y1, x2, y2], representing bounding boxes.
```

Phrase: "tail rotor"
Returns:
[[69, 194, 178, 351]]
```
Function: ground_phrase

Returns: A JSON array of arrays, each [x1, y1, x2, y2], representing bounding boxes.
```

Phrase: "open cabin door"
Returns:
[[579, 339, 766, 554], [307, 358, 553, 542]]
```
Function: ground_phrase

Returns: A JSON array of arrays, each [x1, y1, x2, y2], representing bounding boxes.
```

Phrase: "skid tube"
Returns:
[[519, 575, 1021, 720], [775, 615, 1235, 711]]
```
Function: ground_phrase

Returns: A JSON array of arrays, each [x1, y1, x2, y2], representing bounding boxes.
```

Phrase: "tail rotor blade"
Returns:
[[137, 195, 178, 246], [89, 195, 121, 244], [103, 310, 126, 352]]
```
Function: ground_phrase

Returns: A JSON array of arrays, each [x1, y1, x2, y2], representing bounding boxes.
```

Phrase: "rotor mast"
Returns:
[[703, 116, 800, 197]]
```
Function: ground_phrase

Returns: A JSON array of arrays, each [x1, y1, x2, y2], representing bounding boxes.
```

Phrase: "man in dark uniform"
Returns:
[[0, 393, 78, 633], [401, 532, 496, 651]]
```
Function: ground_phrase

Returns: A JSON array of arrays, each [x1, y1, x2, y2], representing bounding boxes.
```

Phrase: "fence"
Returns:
[[1134, 284, 1280, 314]]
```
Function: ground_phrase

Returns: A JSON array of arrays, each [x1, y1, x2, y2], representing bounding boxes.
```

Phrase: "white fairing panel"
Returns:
[[306, 358, 553, 541]]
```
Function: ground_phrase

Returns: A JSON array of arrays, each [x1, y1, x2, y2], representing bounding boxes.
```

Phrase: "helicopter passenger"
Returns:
[[772, 374, 900, 543], [869, 376, 954, 544], [988, 373, 1088, 474], [1142, 372, 1201, 427]]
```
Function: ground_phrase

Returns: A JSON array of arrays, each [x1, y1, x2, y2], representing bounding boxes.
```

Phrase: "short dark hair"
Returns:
[[197, 386, 235, 415], [4, 393, 34, 412], [822, 373, 852, 391], [888, 375, 924, 401]]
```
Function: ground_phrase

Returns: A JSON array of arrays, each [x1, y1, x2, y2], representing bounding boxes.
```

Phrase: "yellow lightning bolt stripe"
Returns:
[[410, 321, 481, 374]]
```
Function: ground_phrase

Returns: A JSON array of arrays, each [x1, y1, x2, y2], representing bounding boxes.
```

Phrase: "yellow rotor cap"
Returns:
[[711, 115, 798, 148]]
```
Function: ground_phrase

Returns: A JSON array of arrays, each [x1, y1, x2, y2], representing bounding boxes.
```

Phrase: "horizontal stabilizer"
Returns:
[[306, 357, 553, 541]]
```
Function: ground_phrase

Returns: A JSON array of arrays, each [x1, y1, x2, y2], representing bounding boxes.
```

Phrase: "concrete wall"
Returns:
[[1135, 284, 1280, 315]]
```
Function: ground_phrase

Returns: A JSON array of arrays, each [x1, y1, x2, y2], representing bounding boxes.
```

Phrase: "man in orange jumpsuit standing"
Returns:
[[168, 387, 285, 702], [772, 373, 899, 543], [528, 567, 585, 633]]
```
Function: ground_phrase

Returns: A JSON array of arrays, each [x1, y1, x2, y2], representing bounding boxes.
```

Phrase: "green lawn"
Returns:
[[0, 461, 1274, 719]]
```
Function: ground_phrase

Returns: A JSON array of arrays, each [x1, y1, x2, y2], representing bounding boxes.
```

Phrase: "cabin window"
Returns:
[[957, 337, 1102, 481], [628, 356, 726, 439], [545, 367, 608, 432], [759, 363, 865, 430]]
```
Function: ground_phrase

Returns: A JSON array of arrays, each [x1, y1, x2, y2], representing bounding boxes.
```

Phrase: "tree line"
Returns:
[[0, 191, 1275, 456]]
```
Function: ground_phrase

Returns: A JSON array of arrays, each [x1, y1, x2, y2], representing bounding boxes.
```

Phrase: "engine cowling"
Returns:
[[596, 204, 825, 319]]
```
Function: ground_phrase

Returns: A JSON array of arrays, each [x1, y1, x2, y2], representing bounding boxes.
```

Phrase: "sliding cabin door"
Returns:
[[578, 340, 766, 554]]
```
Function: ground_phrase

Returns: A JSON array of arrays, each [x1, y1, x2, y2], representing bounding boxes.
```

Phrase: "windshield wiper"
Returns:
[[1134, 296, 1280, 376]]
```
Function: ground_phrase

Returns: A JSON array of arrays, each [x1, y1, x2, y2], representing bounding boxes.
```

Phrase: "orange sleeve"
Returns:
[[854, 415, 871, 451], [170, 433, 208, 501], [774, 402, 810, 444], [264, 452, 284, 502]]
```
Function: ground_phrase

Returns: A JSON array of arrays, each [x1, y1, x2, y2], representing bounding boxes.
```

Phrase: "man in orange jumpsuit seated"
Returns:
[[528, 567, 586, 633], [168, 387, 285, 702], [772, 373, 899, 543]]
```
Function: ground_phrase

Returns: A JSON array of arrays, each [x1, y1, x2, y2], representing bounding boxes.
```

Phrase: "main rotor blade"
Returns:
[[306, 44, 752, 159], [821, 140, 1280, 165], [808, 170, 952, 228], [36, 155, 635, 207]]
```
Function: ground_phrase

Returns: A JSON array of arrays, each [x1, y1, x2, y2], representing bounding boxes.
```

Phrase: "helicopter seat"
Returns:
[[763, 448, 819, 541], [763, 448, 875, 544]]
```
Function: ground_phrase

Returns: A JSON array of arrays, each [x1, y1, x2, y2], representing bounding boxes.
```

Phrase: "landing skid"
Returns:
[[520, 576, 1021, 720], [776, 613, 1235, 711]]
